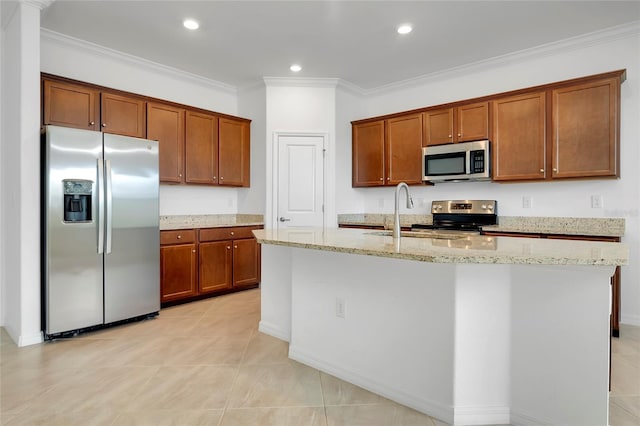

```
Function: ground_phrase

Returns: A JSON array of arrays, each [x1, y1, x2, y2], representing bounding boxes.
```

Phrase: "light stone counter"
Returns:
[[338, 213, 625, 237], [254, 227, 627, 266], [160, 214, 263, 230]]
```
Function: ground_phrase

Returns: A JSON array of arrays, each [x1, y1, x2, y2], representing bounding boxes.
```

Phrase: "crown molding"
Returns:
[[40, 28, 238, 94], [21, 0, 54, 10], [364, 20, 640, 96]]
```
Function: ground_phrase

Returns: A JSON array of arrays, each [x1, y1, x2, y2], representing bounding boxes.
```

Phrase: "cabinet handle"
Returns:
[[192, 249, 196, 253], [89, 121, 95, 126], [213, 176, 217, 179], [553, 168, 558, 172], [379, 177, 383, 181], [386, 177, 390, 181], [220, 177, 224, 180], [448, 134, 452, 138], [234, 245, 238, 249], [458, 133, 461, 137], [177, 235, 182, 239], [102, 123, 107, 127], [226, 246, 231, 250], [540, 169, 544, 173], [230, 231, 235, 236], [179, 173, 182, 177]]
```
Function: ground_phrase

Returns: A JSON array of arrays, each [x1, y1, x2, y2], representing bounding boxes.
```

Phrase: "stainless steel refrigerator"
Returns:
[[42, 125, 160, 338]]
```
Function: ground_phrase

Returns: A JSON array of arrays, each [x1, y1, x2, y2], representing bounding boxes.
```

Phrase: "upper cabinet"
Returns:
[[43, 78, 145, 138], [218, 117, 250, 187], [552, 77, 620, 179], [147, 102, 185, 183], [185, 111, 219, 185], [43, 79, 100, 131], [491, 72, 623, 182], [353, 69, 624, 187], [100, 92, 146, 138], [352, 113, 422, 187], [491, 92, 547, 181], [423, 102, 489, 146], [42, 74, 252, 187]]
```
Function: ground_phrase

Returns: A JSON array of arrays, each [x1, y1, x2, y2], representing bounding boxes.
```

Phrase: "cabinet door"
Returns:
[[42, 79, 100, 131], [552, 78, 619, 178], [352, 120, 385, 187], [100, 92, 146, 138], [147, 102, 185, 184], [491, 92, 546, 181], [218, 117, 250, 187], [457, 102, 489, 142], [423, 108, 453, 146], [185, 111, 219, 184], [385, 114, 423, 185], [199, 241, 233, 293], [160, 243, 197, 303], [233, 238, 261, 287]]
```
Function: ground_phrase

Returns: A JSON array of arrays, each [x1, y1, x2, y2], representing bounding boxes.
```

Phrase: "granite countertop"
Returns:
[[253, 227, 628, 266], [160, 214, 263, 230], [337, 214, 625, 238]]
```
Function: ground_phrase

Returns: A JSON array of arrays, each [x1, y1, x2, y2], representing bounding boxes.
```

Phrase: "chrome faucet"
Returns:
[[393, 182, 414, 239]]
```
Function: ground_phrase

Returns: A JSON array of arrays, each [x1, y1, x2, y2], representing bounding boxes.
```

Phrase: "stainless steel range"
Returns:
[[411, 200, 498, 234]]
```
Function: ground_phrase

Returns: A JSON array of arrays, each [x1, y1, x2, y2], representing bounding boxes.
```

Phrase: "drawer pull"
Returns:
[[177, 235, 182, 239]]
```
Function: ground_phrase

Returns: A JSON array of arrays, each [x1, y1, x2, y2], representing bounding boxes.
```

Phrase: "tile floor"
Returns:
[[1, 288, 638, 426]]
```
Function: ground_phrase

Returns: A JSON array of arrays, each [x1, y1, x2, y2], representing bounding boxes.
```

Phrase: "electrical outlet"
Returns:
[[522, 196, 532, 209], [335, 298, 346, 318], [591, 195, 603, 209]]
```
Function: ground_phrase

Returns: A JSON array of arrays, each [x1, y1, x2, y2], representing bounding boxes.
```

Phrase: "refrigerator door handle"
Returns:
[[97, 158, 105, 254], [105, 159, 113, 254]]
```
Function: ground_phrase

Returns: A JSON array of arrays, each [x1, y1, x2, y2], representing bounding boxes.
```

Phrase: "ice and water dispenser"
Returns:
[[63, 179, 92, 222]]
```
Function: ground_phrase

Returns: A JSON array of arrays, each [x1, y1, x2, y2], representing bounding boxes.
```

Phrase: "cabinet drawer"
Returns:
[[199, 226, 261, 242], [160, 229, 196, 245]]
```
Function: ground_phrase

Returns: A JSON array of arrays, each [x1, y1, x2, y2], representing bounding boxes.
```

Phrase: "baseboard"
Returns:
[[18, 330, 44, 347], [258, 320, 290, 342], [453, 405, 511, 426], [289, 345, 453, 424], [620, 314, 640, 327]]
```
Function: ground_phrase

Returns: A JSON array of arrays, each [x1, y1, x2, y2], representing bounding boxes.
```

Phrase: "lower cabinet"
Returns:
[[160, 225, 262, 304]]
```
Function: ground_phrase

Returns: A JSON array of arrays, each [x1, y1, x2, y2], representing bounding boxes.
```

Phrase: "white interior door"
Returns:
[[277, 134, 325, 228]]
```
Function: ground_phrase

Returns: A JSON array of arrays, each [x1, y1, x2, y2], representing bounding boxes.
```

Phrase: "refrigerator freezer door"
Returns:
[[44, 126, 104, 335], [103, 134, 160, 323]]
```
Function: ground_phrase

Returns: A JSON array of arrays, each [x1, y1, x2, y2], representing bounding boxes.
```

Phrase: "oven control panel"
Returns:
[[431, 200, 497, 215]]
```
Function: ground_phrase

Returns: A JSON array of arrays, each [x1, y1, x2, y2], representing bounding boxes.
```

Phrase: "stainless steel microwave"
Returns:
[[422, 140, 490, 183]]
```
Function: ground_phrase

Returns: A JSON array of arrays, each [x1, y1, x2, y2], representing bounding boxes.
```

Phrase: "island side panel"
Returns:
[[453, 264, 511, 425], [258, 244, 293, 341], [287, 247, 457, 423], [510, 264, 613, 426]]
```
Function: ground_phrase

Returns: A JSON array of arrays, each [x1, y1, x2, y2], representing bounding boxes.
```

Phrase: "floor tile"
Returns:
[[610, 396, 640, 418], [325, 403, 435, 426], [113, 409, 224, 426], [609, 400, 640, 426], [241, 331, 289, 364], [2, 409, 118, 426], [227, 360, 323, 408], [220, 406, 327, 426], [320, 372, 387, 406]]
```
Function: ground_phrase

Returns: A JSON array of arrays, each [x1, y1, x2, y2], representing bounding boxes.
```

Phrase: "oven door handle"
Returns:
[[465, 151, 471, 175]]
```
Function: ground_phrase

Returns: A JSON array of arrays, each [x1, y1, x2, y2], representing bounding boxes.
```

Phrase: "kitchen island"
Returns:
[[253, 227, 628, 426]]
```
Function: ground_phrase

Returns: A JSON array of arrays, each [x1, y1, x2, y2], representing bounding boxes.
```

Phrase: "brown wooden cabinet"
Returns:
[[491, 92, 547, 181], [552, 77, 620, 178], [147, 102, 185, 183], [219, 117, 251, 187], [43, 79, 100, 131], [160, 226, 261, 305], [160, 230, 198, 303], [423, 102, 489, 146], [352, 120, 385, 187], [199, 226, 261, 290], [185, 110, 219, 185], [100, 92, 146, 138], [352, 114, 422, 187]]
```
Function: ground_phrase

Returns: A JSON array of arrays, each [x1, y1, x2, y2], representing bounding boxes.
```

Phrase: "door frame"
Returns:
[[271, 131, 329, 229]]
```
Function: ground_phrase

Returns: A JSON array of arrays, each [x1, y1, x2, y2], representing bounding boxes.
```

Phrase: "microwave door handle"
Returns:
[[465, 151, 471, 175]]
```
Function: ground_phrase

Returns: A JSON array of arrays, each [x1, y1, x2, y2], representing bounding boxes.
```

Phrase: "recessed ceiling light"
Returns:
[[290, 64, 302, 72], [397, 24, 412, 35], [183, 19, 199, 30]]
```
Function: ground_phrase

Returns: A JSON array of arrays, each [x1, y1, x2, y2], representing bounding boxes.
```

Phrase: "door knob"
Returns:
[[279, 217, 291, 222]]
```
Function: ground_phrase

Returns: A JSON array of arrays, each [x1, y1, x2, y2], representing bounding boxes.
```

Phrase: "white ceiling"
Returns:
[[39, 1, 640, 91]]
